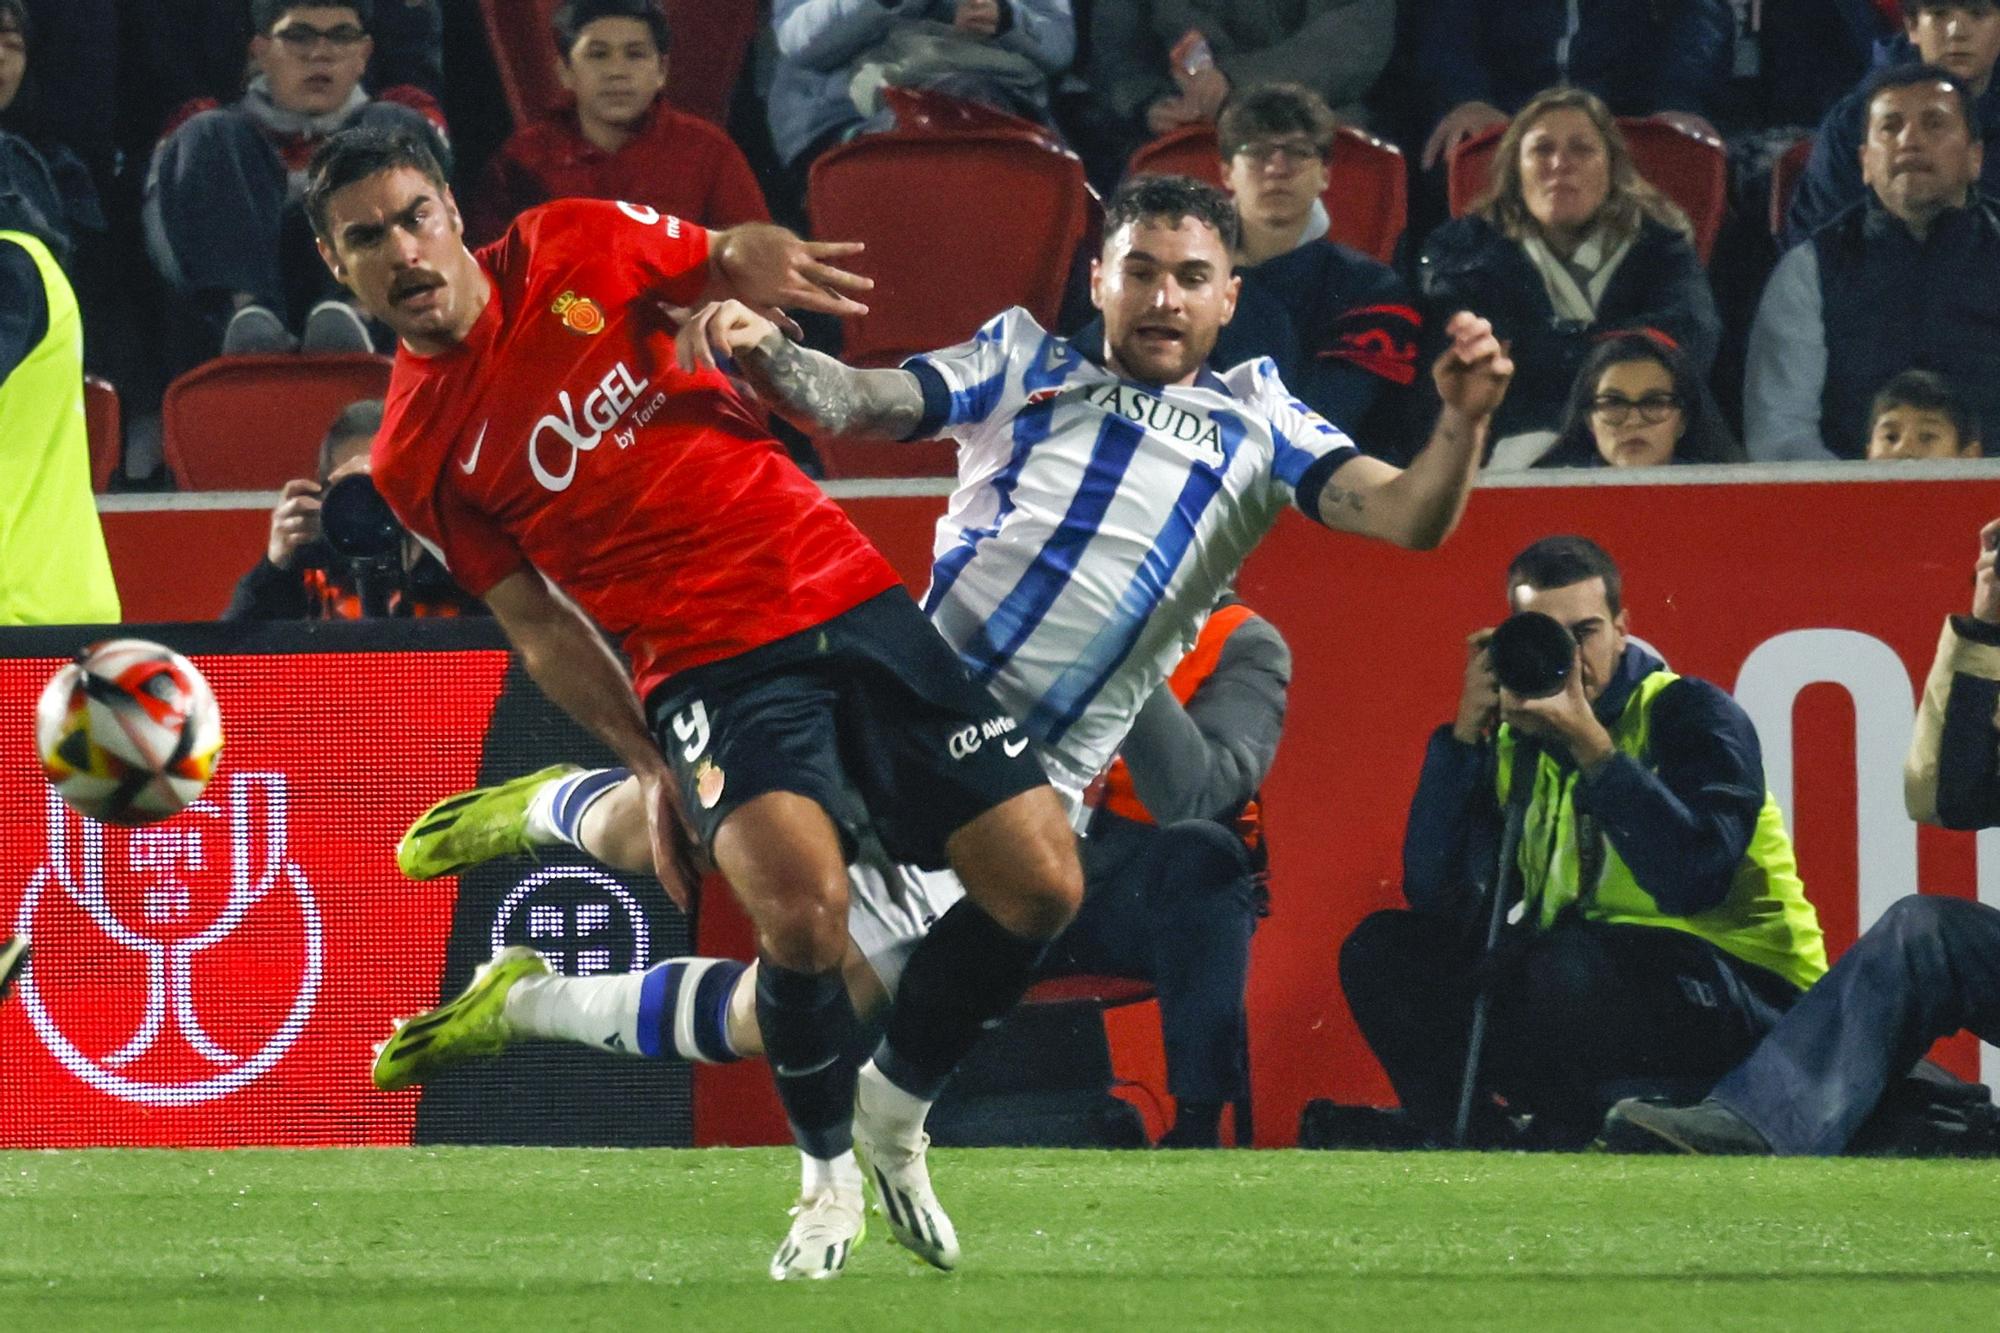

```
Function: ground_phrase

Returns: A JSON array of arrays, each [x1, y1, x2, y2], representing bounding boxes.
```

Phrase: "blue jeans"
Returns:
[[1711, 895, 2000, 1154]]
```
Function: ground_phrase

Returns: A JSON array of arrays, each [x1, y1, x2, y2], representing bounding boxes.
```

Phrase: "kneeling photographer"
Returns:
[[1338, 536, 1828, 1147], [223, 400, 483, 621]]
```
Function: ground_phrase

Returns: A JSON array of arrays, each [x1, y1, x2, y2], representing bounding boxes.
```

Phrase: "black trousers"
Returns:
[[1339, 908, 1799, 1145], [1038, 815, 1262, 1105], [1712, 895, 2000, 1154]]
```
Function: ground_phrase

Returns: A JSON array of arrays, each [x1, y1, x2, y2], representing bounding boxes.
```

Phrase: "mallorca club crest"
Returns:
[[14, 772, 322, 1106], [552, 289, 605, 336]]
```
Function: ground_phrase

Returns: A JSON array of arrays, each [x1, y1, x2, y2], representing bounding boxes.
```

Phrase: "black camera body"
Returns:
[[1489, 611, 1575, 699], [319, 473, 405, 561]]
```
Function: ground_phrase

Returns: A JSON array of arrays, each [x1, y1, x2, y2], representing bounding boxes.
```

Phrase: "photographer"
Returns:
[[223, 398, 481, 620], [1338, 536, 1828, 1146], [1604, 519, 2000, 1156]]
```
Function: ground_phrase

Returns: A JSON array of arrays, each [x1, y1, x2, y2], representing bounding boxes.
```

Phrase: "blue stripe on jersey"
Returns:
[[960, 410, 1146, 685], [922, 334, 1080, 615], [949, 370, 1007, 427], [1029, 411, 1247, 740]]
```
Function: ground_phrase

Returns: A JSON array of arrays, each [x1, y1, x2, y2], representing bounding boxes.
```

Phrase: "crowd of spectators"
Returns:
[[6, 0, 2000, 493]]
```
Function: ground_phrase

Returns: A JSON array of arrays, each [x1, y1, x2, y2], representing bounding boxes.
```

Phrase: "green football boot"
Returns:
[[396, 763, 581, 881], [372, 946, 550, 1091]]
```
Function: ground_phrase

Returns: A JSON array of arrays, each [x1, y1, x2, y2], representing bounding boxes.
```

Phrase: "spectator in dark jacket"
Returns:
[[0, 2, 104, 242], [468, 0, 767, 245], [1785, 2, 2000, 246], [1418, 88, 1721, 466], [143, 0, 450, 365], [1211, 83, 1418, 454], [1747, 63, 2000, 460], [225, 398, 481, 620], [1416, 0, 1733, 171], [1537, 331, 1742, 469]]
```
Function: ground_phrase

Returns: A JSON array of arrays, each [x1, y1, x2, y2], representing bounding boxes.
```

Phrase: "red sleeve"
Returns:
[[427, 482, 527, 598]]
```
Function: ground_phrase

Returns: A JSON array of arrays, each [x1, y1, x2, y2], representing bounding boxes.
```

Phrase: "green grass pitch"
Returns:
[[4, 1148, 1999, 1329]]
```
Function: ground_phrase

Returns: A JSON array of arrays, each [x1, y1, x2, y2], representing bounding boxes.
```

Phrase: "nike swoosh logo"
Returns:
[[459, 421, 488, 474], [1002, 737, 1030, 758]]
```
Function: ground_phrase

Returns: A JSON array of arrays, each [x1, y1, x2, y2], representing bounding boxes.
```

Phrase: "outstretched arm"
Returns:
[[1309, 311, 1511, 550], [677, 299, 927, 439]]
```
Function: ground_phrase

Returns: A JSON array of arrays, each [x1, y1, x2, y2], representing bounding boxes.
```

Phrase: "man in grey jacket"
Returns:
[[1745, 62, 2000, 461]]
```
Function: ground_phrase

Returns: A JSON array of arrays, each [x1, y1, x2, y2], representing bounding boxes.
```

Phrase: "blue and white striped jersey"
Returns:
[[905, 306, 1360, 791]]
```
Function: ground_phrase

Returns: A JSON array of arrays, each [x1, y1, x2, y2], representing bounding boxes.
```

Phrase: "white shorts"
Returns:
[[845, 769, 1086, 994]]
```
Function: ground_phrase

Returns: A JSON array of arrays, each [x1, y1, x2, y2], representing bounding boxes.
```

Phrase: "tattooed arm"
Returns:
[[674, 298, 927, 439], [1310, 311, 1511, 550]]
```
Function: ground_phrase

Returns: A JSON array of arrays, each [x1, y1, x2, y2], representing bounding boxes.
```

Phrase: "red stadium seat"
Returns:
[[1770, 133, 1814, 238], [162, 354, 392, 491], [807, 122, 1091, 367], [1125, 123, 1409, 263], [1447, 117, 1730, 263], [82, 375, 120, 493], [480, 0, 756, 127]]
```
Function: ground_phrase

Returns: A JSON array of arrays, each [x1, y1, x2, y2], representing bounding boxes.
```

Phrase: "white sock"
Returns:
[[521, 768, 626, 848], [521, 778, 570, 846], [801, 1149, 863, 1199], [857, 1058, 933, 1143], [502, 972, 645, 1055]]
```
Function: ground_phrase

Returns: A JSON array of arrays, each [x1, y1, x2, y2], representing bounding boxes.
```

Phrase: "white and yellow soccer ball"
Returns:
[[35, 638, 223, 826]]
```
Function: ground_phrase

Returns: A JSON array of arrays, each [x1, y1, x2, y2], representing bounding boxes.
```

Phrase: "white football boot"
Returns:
[[769, 1190, 866, 1280], [853, 1063, 961, 1270]]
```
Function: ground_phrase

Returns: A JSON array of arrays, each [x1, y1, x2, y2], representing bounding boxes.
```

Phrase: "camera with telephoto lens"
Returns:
[[1488, 610, 1575, 699], [318, 473, 407, 615]]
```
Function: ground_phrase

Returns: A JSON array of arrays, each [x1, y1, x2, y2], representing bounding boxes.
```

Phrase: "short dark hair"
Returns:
[[1103, 174, 1241, 256], [319, 398, 384, 476], [1870, 368, 1981, 442], [1507, 536, 1623, 617], [552, 0, 670, 57], [1216, 83, 1337, 161], [253, 0, 371, 34], [1861, 61, 1976, 137], [304, 126, 449, 242]]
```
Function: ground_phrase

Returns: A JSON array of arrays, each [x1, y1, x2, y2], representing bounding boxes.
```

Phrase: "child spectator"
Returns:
[[143, 1, 449, 365], [1866, 369, 1983, 459], [1540, 331, 1742, 469], [468, 0, 767, 246]]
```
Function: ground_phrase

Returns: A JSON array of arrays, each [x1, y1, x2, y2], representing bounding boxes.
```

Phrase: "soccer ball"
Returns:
[[35, 638, 223, 826]]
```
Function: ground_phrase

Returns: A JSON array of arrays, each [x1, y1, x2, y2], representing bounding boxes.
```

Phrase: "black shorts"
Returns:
[[646, 588, 1047, 870]]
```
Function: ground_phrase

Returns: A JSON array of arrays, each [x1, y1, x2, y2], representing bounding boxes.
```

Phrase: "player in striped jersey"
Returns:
[[381, 174, 1512, 1251]]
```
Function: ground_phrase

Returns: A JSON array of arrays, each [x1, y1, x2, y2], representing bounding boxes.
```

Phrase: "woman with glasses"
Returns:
[[1417, 87, 1721, 468], [1540, 331, 1742, 469]]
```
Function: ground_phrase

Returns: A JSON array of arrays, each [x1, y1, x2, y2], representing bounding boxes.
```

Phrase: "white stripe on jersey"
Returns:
[[907, 307, 1357, 789]]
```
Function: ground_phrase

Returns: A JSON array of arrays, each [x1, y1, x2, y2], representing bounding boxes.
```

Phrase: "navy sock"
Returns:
[[636, 958, 746, 1063], [755, 960, 860, 1160], [875, 899, 1047, 1101]]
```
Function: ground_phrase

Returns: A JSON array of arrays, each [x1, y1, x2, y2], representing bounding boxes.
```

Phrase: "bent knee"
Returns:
[[754, 879, 850, 972]]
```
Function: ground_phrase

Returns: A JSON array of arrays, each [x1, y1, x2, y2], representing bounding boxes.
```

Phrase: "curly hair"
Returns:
[[1102, 174, 1242, 256]]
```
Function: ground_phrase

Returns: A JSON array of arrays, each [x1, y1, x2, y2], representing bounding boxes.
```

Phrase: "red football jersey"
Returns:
[[373, 198, 901, 699]]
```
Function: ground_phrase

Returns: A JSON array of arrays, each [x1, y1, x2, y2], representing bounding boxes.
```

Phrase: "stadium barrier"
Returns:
[[0, 621, 693, 1149], [9, 465, 1998, 1148]]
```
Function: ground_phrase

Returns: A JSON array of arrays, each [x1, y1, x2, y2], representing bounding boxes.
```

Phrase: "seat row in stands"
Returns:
[[105, 99, 1819, 490]]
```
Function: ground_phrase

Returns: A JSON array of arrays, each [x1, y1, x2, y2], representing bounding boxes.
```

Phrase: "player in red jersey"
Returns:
[[305, 128, 1085, 1279]]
